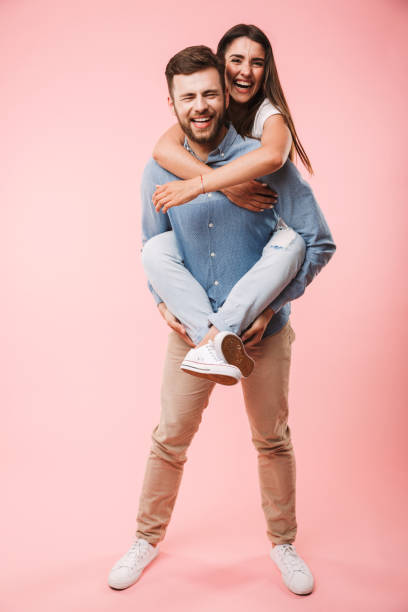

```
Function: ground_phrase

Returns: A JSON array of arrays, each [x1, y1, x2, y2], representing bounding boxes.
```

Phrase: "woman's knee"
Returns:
[[263, 227, 306, 267], [142, 230, 180, 276]]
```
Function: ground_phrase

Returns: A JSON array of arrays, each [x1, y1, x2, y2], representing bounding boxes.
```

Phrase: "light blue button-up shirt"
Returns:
[[141, 124, 335, 338]]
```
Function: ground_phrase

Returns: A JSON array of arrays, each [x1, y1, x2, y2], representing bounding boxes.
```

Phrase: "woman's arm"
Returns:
[[152, 115, 291, 212], [152, 123, 211, 179], [202, 114, 292, 193]]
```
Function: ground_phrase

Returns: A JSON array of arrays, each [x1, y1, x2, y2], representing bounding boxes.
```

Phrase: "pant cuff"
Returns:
[[208, 312, 240, 335]]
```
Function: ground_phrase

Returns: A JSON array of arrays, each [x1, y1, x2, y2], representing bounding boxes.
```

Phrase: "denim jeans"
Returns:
[[135, 322, 297, 546], [142, 220, 306, 345]]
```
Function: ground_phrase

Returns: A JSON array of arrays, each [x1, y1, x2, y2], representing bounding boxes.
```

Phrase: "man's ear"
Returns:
[[168, 95, 175, 115]]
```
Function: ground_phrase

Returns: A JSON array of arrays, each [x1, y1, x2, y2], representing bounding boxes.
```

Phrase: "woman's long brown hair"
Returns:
[[217, 24, 313, 174]]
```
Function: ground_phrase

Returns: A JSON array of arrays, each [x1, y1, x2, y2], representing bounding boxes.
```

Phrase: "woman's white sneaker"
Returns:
[[181, 339, 241, 385], [214, 331, 254, 377], [270, 543, 314, 595], [108, 538, 159, 590]]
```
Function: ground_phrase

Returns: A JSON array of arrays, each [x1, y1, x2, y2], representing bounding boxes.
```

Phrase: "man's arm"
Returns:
[[141, 159, 195, 346], [268, 173, 336, 313], [141, 159, 173, 305]]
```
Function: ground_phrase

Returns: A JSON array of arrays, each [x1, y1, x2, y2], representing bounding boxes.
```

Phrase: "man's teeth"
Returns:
[[192, 117, 210, 123]]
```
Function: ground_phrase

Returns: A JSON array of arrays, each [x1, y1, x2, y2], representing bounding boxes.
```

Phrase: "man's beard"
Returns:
[[174, 106, 227, 146]]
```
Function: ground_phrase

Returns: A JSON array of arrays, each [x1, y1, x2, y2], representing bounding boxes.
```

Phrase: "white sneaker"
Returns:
[[108, 538, 159, 590], [270, 544, 314, 595], [181, 339, 241, 385], [213, 331, 254, 377]]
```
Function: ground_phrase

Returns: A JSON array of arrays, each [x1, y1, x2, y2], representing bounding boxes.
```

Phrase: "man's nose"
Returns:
[[193, 95, 209, 113]]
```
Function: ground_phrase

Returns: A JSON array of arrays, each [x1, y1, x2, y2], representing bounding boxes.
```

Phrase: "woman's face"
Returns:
[[224, 36, 266, 104]]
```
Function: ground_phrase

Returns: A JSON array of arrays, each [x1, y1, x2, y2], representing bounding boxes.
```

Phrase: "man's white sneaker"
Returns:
[[108, 538, 159, 590], [181, 339, 241, 385], [270, 543, 314, 595], [213, 331, 254, 377]]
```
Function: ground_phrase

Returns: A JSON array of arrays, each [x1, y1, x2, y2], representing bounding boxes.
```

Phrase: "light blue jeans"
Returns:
[[142, 219, 306, 345]]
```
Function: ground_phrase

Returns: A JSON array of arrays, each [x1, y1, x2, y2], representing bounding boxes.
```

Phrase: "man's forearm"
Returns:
[[269, 240, 336, 313]]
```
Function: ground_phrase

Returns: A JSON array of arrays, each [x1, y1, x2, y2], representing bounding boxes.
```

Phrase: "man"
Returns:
[[108, 46, 335, 595]]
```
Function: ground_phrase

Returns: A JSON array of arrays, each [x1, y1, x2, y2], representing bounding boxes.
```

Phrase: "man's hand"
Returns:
[[222, 180, 278, 212], [241, 307, 275, 347], [153, 177, 201, 213], [157, 302, 195, 347]]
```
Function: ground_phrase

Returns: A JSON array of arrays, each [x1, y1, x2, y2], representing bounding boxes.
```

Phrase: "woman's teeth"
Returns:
[[234, 80, 252, 89]]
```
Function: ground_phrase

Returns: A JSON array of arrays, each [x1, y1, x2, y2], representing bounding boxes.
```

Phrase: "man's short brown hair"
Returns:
[[165, 45, 225, 97]]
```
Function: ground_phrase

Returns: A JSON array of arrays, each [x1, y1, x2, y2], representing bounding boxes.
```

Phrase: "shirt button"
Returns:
[[214, 280, 219, 286], [208, 222, 214, 228], [207, 193, 212, 198], [221, 152, 225, 157], [210, 252, 215, 257]]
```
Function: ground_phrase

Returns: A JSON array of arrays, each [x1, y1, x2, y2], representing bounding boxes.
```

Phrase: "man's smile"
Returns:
[[190, 115, 213, 129]]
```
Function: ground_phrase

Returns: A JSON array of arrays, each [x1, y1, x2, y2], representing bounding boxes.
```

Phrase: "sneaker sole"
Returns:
[[181, 365, 239, 386], [220, 335, 254, 377]]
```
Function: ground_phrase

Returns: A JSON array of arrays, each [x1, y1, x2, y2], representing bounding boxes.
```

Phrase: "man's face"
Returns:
[[169, 67, 229, 146]]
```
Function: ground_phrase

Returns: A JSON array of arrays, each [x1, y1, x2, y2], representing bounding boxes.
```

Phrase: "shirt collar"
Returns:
[[184, 123, 239, 161]]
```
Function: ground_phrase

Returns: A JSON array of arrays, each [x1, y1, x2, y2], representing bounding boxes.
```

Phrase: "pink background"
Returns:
[[1, 0, 407, 610]]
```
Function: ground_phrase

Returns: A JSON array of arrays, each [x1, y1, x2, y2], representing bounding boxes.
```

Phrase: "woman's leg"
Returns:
[[142, 231, 213, 346], [142, 222, 305, 344], [208, 220, 306, 335]]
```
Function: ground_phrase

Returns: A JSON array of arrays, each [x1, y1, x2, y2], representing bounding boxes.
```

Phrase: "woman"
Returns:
[[143, 24, 312, 382]]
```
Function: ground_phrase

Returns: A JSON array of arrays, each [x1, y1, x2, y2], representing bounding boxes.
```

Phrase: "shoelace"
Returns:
[[119, 539, 149, 569], [197, 340, 224, 363], [275, 544, 307, 574]]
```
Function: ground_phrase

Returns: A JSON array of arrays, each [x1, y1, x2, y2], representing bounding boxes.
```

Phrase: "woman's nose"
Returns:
[[239, 61, 251, 77]]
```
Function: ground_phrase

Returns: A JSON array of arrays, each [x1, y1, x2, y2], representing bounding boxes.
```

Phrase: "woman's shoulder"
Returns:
[[251, 98, 282, 139]]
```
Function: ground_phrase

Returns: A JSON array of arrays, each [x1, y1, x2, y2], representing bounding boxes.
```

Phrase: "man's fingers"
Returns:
[[244, 333, 262, 348], [167, 317, 184, 332], [167, 319, 195, 346], [242, 325, 258, 342], [243, 325, 262, 346]]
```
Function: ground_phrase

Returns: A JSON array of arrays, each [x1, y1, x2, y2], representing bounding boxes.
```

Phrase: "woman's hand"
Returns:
[[157, 302, 195, 347], [222, 180, 278, 212], [241, 307, 275, 347], [153, 177, 202, 213]]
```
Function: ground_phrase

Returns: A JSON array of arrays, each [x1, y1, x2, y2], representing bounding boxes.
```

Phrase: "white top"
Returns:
[[251, 98, 281, 139]]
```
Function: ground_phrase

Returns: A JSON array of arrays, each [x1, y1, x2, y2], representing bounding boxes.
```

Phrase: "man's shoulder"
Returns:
[[142, 158, 179, 184], [230, 131, 261, 155]]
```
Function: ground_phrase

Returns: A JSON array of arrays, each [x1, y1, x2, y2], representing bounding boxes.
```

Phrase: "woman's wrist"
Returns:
[[189, 175, 204, 198]]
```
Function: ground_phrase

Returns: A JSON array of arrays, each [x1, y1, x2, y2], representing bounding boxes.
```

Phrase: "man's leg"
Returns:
[[136, 331, 216, 545], [241, 321, 297, 545], [241, 321, 314, 595]]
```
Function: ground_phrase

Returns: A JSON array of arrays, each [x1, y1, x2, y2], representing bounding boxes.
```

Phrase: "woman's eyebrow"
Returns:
[[228, 53, 265, 61]]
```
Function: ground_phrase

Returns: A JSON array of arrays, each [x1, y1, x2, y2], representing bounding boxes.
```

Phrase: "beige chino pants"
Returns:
[[136, 321, 297, 546]]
